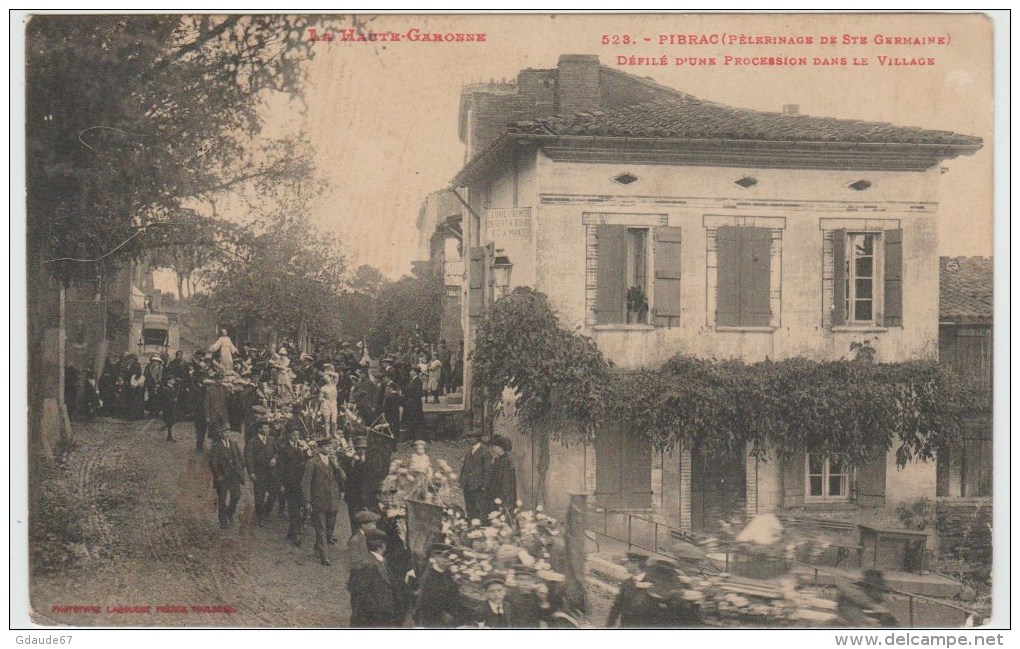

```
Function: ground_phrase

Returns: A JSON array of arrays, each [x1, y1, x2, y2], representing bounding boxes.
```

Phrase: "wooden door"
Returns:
[[691, 445, 746, 533]]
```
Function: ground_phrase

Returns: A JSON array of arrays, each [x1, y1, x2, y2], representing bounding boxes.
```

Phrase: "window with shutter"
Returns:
[[883, 229, 903, 327], [856, 451, 887, 507], [595, 225, 628, 325], [831, 229, 847, 326], [716, 227, 742, 327], [829, 228, 902, 328], [716, 226, 772, 327], [806, 453, 851, 501], [782, 453, 805, 508], [652, 226, 682, 326]]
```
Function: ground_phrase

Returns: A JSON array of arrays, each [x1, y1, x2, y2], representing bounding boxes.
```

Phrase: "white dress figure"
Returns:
[[208, 329, 238, 372]]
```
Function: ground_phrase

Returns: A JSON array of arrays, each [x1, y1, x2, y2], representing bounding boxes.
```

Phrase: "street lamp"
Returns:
[[491, 254, 513, 297]]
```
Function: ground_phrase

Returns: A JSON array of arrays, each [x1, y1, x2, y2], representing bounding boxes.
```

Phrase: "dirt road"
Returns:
[[31, 418, 355, 627]]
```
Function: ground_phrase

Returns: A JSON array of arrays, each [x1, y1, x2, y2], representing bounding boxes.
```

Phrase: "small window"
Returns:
[[807, 453, 851, 501], [613, 172, 638, 186], [595, 224, 680, 327], [845, 233, 877, 324], [830, 228, 903, 328], [626, 228, 649, 324]]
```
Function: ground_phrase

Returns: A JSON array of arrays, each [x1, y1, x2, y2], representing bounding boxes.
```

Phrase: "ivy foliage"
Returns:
[[612, 357, 978, 467], [471, 289, 977, 466], [471, 287, 610, 440]]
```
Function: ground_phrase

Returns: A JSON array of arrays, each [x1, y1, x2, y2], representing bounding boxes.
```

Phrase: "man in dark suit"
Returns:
[[348, 509, 381, 567], [485, 435, 518, 516], [244, 422, 277, 527], [342, 436, 371, 530], [347, 529, 403, 628], [273, 425, 309, 546], [208, 428, 245, 529], [460, 431, 491, 520], [302, 443, 346, 565], [437, 339, 452, 395], [474, 576, 524, 628], [401, 367, 426, 442], [606, 551, 648, 628], [413, 544, 467, 628], [203, 378, 231, 442]]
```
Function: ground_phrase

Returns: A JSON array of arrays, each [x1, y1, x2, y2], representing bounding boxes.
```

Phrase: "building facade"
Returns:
[[451, 55, 982, 532]]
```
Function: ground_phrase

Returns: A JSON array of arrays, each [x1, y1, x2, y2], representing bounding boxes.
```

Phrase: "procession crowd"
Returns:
[[58, 329, 906, 629], [65, 330, 576, 628]]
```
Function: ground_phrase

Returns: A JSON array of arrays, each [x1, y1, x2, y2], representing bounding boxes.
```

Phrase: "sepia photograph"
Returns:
[[13, 10, 1004, 635]]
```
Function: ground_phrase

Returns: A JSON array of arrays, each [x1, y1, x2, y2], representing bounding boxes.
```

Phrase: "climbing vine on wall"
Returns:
[[471, 288, 978, 464], [611, 356, 978, 467]]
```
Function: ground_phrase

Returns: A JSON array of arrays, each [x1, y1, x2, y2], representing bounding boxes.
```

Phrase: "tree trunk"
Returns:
[[28, 241, 72, 460], [536, 429, 550, 510]]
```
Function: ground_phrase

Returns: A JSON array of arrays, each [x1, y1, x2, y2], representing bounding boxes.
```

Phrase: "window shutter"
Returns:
[[595, 225, 627, 325], [594, 423, 623, 508], [782, 454, 805, 508], [468, 246, 485, 318], [883, 229, 904, 327], [831, 229, 847, 327], [652, 226, 682, 327], [716, 226, 741, 326], [744, 227, 772, 327], [856, 450, 887, 507]]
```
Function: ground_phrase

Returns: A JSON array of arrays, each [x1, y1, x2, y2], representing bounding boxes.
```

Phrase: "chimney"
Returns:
[[557, 54, 601, 115], [782, 104, 800, 116]]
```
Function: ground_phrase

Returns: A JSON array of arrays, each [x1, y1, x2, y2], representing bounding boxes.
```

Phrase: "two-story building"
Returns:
[[450, 54, 982, 532]]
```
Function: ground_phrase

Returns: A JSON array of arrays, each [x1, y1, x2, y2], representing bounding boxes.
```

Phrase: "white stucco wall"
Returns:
[[472, 149, 943, 525], [885, 446, 938, 504]]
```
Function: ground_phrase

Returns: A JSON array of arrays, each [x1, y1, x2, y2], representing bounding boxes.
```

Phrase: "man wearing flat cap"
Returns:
[[348, 509, 381, 567], [347, 528, 403, 627]]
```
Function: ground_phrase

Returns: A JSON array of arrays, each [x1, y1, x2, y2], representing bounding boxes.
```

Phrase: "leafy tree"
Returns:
[[26, 15, 326, 456], [199, 207, 348, 347], [144, 209, 236, 299], [349, 264, 386, 298], [470, 288, 611, 508], [366, 265, 444, 354]]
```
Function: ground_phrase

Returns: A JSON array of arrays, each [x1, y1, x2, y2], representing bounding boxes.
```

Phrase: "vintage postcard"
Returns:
[[15, 11, 1002, 635]]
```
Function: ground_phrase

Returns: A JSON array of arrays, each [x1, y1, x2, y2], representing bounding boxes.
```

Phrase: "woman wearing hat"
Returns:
[[270, 348, 292, 398], [318, 366, 340, 438]]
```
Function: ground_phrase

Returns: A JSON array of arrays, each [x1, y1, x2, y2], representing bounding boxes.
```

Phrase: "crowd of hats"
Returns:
[[437, 505, 565, 596], [607, 515, 844, 626]]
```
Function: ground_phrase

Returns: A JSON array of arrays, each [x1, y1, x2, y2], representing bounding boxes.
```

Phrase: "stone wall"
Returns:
[[935, 498, 992, 579]]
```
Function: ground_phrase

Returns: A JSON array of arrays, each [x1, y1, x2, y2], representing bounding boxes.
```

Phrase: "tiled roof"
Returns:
[[507, 98, 982, 147], [940, 256, 993, 324]]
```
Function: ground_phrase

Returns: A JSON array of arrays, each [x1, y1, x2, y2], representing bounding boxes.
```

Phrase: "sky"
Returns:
[[259, 13, 994, 280]]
